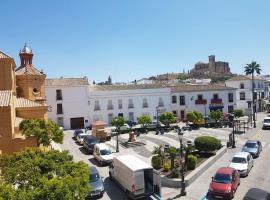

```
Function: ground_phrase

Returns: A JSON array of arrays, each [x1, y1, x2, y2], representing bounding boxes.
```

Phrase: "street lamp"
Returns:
[[116, 126, 119, 152], [178, 128, 187, 197], [156, 106, 160, 135]]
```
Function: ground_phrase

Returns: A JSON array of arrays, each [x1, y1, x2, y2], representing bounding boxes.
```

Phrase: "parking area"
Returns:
[[60, 125, 247, 200]]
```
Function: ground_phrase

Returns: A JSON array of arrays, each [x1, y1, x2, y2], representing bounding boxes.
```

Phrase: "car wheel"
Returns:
[[231, 189, 235, 199]]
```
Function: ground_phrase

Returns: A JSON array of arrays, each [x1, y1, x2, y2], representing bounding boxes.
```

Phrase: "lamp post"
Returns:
[[156, 106, 160, 135], [178, 128, 187, 196], [116, 126, 119, 152]]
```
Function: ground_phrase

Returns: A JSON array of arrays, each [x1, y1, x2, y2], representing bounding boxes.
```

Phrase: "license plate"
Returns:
[[215, 195, 224, 199]]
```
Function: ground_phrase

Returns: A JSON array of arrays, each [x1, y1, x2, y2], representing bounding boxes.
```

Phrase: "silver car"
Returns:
[[87, 166, 104, 198], [242, 140, 262, 158], [229, 152, 254, 177]]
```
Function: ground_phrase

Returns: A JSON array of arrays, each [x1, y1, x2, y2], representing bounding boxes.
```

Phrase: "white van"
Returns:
[[93, 143, 113, 165], [109, 155, 154, 199]]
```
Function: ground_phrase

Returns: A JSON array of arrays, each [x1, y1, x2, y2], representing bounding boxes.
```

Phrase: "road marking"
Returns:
[[199, 192, 208, 200], [251, 130, 262, 140]]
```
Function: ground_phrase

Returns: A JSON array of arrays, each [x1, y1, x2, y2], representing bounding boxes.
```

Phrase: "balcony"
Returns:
[[195, 99, 207, 105], [211, 98, 222, 104]]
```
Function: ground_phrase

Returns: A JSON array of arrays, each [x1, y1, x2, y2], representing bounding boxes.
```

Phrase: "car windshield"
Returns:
[[264, 119, 270, 123], [90, 173, 100, 182], [76, 129, 83, 134], [100, 149, 111, 155], [232, 157, 246, 163], [213, 173, 232, 183], [245, 143, 257, 148]]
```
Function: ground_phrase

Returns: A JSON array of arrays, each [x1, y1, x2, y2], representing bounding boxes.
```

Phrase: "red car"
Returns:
[[208, 167, 240, 199]]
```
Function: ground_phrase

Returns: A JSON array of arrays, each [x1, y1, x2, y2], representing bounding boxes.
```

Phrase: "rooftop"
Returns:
[[0, 51, 11, 59], [45, 77, 89, 86], [0, 90, 12, 107], [16, 98, 45, 108], [115, 155, 152, 171], [227, 75, 265, 82], [15, 66, 44, 76], [170, 84, 235, 92], [216, 167, 235, 174], [90, 84, 166, 91]]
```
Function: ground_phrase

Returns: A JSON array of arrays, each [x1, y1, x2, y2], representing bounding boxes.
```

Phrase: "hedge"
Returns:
[[187, 155, 197, 170], [194, 136, 222, 153], [151, 155, 162, 169]]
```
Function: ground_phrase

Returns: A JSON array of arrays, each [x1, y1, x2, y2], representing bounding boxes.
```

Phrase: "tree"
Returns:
[[166, 146, 177, 170], [0, 148, 90, 200], [209, 110, 223, 124], [177, 74, 189, 81], [111, 116, 125, 152], [186, 111, 204, 126], [152, 145, 165, 165], [244, 61, 262, 128], [19, 119, 64, 147], [159, 112, 176, 126], [137, 114, 152, 129], [233, 109, 244, 118]]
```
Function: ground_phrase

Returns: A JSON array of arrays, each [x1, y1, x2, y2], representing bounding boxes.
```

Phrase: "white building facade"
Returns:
[[225, 76, 268, 115], [45, 78, 237, 129], [170, 85, 236, 121]]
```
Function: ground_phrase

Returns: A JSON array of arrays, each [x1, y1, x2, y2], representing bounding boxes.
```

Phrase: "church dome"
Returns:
[[21, 43, 32, 53]]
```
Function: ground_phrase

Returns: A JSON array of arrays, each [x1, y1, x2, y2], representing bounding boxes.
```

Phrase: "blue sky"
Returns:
[[1, 0, 270, 83]]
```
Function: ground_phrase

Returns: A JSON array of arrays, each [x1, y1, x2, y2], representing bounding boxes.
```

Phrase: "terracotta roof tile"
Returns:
[[16, 98, 45, 108], [45, 78, 89, 86], [170, 84, 235, 92], [0, 91, 12, 107], [0, 51, 11, 59], [15, 66, 44, 76], [90, 84, 167, 91]]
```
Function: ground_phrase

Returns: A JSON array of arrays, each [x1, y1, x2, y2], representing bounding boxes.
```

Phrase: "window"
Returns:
[[228, 93, 234, 102], [57, 117, 64, 127], [142, 98, 148, 108], [56, 89, 62, 100], [258, 83, 260, 88], [118, 99, 122, 109], [108, 113, 113, 125], [198, 94, 203, 100], [172, 95, 177, 104], [128, 99, 134, 109], [180, 110, 185, 120], [240, 92, 245, 100], [158, 97, 164, 107], [240, 83, 244, 89], [213, 94, 219, 99], [57, 103, 63, 114], [94, 100, 101, 111], [261, 92, 265, 99], [128, 112, 134, 121], [107, 99, 113, 110], [228, 105, 234, 113], [118, 113, 123, 117], [172, 110, 177, 116], [179, 96, 185, 105], [253, 92, 257, 100]]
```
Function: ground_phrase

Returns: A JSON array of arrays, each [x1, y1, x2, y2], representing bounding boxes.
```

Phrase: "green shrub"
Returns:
[[151, 155, 162, 169], [187, 155, 197, 170], [194, 136, 222, 153], [163, 162, 171, 172]]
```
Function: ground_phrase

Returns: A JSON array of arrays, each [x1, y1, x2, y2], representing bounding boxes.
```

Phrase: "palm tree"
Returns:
[[244, 61, 262, 128]]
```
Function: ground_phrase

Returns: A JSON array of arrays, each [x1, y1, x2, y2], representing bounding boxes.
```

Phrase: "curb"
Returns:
[[161, 146, 227, 188]]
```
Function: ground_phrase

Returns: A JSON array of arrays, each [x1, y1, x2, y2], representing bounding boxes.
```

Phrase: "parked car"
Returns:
[[208, 167, 240, 199], [111, 123, 131, 134], [109, 155, 154, 199], [262, 117, 270, 130], [242, 140, 262, 158], [76, 133, 89, 145], [229, 152, 254, 177], [73, 129, 84, 138], [83, 135, 99, 154], [93, 143, 113, 165], [243, 188, 270, 200], [87, 166, 104, 198], [125, 120, 137, 127]]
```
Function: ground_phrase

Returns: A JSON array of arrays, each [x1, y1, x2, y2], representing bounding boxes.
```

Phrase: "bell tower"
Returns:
[[15, 43, 46, 102]]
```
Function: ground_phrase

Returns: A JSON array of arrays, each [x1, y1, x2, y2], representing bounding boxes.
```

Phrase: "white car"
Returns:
[[93, 143, 113, 165], [229, 152, 254, 177], [262, 117, 270, 130], [76, 133, 89, 145]]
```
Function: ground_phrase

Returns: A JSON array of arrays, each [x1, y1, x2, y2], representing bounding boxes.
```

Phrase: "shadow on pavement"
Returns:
[[79, 147, 91, 155]]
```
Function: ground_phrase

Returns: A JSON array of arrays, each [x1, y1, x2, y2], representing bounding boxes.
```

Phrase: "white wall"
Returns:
[[88, 87, 171, 125], [45, 85, 90, 130], [171, 89, 236, 121]]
